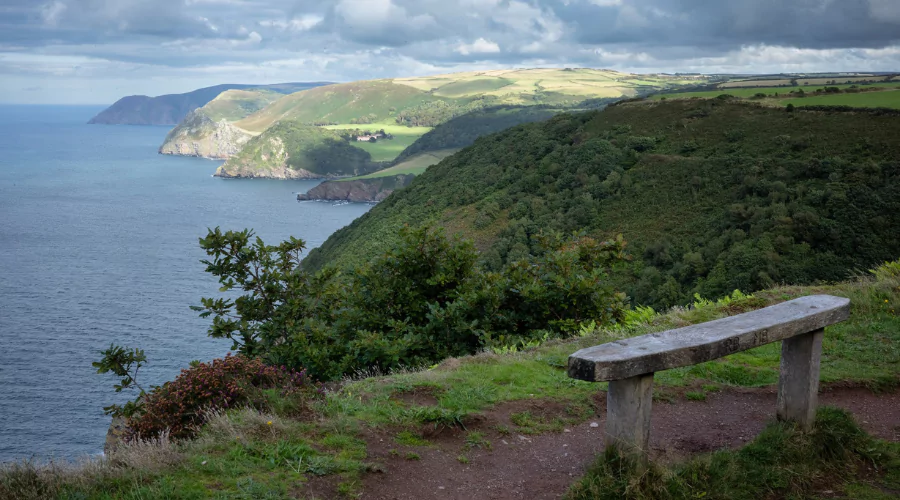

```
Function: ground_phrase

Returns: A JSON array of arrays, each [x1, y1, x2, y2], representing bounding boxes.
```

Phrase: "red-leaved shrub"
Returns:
[[129, 354, 320, 439]]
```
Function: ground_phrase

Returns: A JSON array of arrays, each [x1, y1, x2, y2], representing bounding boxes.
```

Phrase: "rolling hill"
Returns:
[[158, 69, 710, 176], [157, 87, 305, 159], [215, 121, 377, 179], [303, 99, 900, 309], [88, 82, 329, 126]]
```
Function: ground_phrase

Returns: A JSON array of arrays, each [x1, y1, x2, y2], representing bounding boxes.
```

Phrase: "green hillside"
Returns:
[[391, 105, 562, 165], [216, 121, 376, 179], [235, 81, 445, 133], [304, 99, 900, 308], [200, 89, 286, 122]]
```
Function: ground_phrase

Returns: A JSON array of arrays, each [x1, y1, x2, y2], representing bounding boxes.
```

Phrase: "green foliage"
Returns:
[[306, 100, 900, 310], [196, 226, 628, 380], [129, 355, 319, 439], [566, 407, 896, 500], [93, 344, 147, 417], [395, 98, 495, 127]]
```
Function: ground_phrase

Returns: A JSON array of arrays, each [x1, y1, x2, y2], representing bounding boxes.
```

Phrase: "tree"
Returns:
[[93, 344, 147, 417]]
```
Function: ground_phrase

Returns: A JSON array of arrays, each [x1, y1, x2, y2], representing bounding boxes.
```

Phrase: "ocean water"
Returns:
[[0, 105, 371, 462]]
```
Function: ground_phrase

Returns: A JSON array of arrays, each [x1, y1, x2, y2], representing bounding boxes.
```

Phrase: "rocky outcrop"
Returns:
[[297, 174, 415, 202], [158, 110, 253, 159], [215, 164, 330, 179]]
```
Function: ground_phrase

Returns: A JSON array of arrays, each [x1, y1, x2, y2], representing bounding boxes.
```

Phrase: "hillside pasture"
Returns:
[[201, 89, 283, 122], [652, 82, 900, 100], [325, 124, 433, 162], [432, 77, 515, 98], [235, 81, 441, 133], [782, 89, 900, 109], [342, 149, 461, 180], [719, 75, 893, 87]]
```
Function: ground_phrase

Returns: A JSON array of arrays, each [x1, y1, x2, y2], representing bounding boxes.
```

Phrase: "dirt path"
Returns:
[[345, 386, 899, 500]]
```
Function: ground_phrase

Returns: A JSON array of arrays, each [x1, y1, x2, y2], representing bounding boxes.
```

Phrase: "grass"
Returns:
[[323, 124, 434, 162], [566, 407, 900, 500], [651, 82, 900, 100], [342, 149, 460, 180], [782, 90, 900, 109], [2, 261, 898, 498]]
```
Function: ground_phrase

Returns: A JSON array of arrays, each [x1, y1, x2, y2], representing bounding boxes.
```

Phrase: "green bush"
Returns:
[[194, 226, 628, 380]]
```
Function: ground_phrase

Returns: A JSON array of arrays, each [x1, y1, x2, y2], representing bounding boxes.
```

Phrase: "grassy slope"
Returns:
[[8, 264, 899, 499], [341, 150, 461, 180], [219, 121, 375, 177], [782, 89, 900, 108], [238, 70, 708, 135], [200, 89, 285, 123], [303, 100, 900, 308], [652, 82, 900, 100], [235, 81, 444, 134]]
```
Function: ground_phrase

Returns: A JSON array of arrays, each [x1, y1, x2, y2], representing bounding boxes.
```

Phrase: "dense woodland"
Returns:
[[305, 99, 900, 309]]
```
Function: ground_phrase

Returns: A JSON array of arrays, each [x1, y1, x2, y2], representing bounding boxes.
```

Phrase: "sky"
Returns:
[[2, 0, 900, 104]]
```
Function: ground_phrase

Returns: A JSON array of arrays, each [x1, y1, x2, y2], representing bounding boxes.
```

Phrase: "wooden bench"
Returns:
[[568, 295, 851, 457]]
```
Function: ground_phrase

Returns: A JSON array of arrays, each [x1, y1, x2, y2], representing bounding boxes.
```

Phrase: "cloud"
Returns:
[[2, 0, 900, 103], [333, 0, 440, 46], [456, 38, 500, 55], [40, 1, 66, 26], [259, 14, 323, 32]]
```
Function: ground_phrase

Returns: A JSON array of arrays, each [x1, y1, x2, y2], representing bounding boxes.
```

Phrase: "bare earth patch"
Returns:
[[305, 386, 900, 499]]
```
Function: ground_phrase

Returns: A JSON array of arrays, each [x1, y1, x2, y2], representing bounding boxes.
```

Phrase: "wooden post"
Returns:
[[776, 328, 824, 430], [605, 373, 654, 457]]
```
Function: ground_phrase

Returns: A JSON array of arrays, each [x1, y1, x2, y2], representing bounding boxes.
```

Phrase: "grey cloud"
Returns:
[[2, 0, 900, 104], [557, 0, 900, 52]]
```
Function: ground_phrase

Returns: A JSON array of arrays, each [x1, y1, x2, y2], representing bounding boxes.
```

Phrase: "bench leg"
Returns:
[[606, 373, 654, 457], [777, 328, 824, 430]]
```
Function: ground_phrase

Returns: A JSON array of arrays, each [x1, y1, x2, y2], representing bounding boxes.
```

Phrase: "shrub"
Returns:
[[129, 355, 320, 439], [195, 226, 629, 380]]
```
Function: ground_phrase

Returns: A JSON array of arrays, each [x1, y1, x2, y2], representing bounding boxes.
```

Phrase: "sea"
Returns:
[[0, 105, 371, 462]]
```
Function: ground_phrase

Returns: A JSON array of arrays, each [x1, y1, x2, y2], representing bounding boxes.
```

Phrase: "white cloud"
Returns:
[[336, 0, 434, 31], [259, 14, 323, 32], [455, 37, 500, 55]]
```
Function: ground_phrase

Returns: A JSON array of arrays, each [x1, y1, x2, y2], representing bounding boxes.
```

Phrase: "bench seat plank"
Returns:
[[568, 295, 850, 382]]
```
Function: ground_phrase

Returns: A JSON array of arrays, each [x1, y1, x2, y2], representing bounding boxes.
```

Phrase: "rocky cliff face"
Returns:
[[297, 174, 415, 202], [158, 110, 252, 159]]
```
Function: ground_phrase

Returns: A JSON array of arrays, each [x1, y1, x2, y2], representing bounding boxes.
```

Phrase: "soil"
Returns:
[[298, 385, 900, 500]]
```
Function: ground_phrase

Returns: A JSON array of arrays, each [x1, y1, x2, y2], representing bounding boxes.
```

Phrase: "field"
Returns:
[[719, 75, 893, 87], [343, 149, 461, 180], [781, 89, 900, 109], [324, 124, 434, 162], [652, 82, 900, 100]]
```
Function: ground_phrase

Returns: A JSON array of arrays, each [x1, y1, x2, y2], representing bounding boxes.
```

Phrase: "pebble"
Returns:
[[589, 422, 599, 428]]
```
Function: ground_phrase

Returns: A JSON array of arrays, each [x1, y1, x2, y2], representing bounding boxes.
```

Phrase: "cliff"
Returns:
[[214, 121, 376, 179], [297, 175, 415, 202], [89, 82, 331, 126], [158, 110, 253, 159]]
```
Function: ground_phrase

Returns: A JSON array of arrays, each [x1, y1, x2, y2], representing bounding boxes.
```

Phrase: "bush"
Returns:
[[194, 226, 628, 380], [129, 355, 320, 439]]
